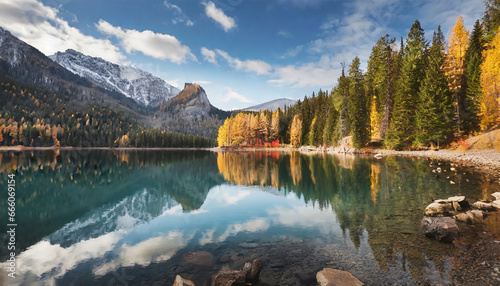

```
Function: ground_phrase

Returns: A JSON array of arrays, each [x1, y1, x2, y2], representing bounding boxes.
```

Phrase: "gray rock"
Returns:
[[422, 216, 460, 243], [316, 268, 364, 286], [211, 270, 246, 286], [173, 275, 195, 286], [219, 255, 231, 263]]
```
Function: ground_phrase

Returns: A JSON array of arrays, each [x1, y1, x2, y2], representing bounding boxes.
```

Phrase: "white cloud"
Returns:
[[96, 19, 197, 64], [221, 87, 252, 104], [277, 30, 293, 38], [193, 80, 212, 85], [201, 47, 217, 64], [216, 49, 272, 75], [0, 0, 126, 63], [164, 0, 194, 26], [270, 55, 341, 87], [202, 1, 236, 32], [279, 45, 304, 59]]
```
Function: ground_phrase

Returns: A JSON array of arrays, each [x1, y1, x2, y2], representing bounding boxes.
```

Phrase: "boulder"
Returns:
[[242, 259, 262, 283], [422, 216, 460, 243], [181, 251, 214, 270], [173, 275, 195, 286], [211, 270, 246, 286], [472, 201, 497, 211], [316, 268, 363, 286], [447, 196, 469, 209], [453, 210, 484, 224], [491, 192, 500, 200], [424, 201, 452, 216], [374, 153, 383, 159]]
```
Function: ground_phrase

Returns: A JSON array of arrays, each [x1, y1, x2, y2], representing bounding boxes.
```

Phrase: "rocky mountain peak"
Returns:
[[50, 49, 180, 108]]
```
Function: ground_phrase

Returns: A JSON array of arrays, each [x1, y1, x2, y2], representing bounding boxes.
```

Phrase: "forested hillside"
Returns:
[[218, 2, 500, 150]]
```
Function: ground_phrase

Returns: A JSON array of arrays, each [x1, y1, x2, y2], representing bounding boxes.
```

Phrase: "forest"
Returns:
[[0, 78, 216, 148], [217, 2, 500, 150]]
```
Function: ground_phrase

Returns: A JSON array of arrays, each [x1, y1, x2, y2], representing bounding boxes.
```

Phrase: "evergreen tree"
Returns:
[[484, 0, 500, 38], [338, 65, 350, 139], [366, 35, 396, 140], [416, 26, 454, 147], [464, 20, 485, 134], [387, 20, 428, 148], [323, 96, 339, 146], [348, 57, 369, 149]]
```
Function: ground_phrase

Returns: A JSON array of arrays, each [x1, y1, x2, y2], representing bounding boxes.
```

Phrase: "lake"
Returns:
[[1, 150, 500, 285]]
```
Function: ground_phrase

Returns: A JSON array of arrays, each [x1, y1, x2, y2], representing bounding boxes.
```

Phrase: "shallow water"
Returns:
[[0, 150, 499, 285]]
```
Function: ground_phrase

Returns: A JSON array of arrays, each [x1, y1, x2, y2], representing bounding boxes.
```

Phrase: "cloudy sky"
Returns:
[[0, 0, 486, 110]]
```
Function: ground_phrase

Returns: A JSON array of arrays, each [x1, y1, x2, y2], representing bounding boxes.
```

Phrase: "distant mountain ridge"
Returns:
[[50, 49, 180, 107], [241, 98, 297, 112]]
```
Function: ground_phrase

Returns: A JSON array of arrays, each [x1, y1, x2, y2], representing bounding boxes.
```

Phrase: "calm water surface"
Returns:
[[0, 150, 499, 285]]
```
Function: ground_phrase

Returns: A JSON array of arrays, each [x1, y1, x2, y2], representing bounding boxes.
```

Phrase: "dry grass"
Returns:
[[466, 129, 500, 152]]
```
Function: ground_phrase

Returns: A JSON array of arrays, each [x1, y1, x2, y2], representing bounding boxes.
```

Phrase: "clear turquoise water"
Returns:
[[0, 150, 499, 285]]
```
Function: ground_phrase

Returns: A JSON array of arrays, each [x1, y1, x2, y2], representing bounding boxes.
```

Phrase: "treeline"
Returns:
[[218, 2, 500, 150], [0, 79, 216, 148]]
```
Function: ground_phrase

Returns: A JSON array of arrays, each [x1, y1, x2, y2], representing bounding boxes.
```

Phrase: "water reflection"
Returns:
[[0, 150, 498, 285]]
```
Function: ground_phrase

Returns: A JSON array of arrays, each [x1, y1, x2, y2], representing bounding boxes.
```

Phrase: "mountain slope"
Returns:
[[50, 49, 180, 107], [241, 98, 297, 112]]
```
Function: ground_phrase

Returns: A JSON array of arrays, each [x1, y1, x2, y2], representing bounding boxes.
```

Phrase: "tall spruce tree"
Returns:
[[323, 94, 339, 146], [416, 26, 454, 147], [484, 0, 500, 38], [464, 20, 485, 134], [386, 20, 428, 148], [366, 35, 396, 140], [348, 57, 369, 149], [338, 65, 350, 139]]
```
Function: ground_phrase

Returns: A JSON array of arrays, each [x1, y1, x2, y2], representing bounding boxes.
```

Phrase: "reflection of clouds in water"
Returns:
[[268, 203, 340, 235], [217, 218, 270, 242], [208, 187, 252, 205], [93, 231, 192, 276], [3, 232, 122, 286], [162, 204, 208, 216]]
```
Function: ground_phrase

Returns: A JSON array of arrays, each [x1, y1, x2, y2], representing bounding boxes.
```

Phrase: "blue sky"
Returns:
[[0, 0, 486, 110]]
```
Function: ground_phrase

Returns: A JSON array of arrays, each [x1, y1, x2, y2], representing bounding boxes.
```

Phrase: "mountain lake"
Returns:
[[1, 150, 500, 285]]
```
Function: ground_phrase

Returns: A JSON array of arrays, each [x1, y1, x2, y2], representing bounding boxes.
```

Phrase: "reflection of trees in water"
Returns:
[[215, 151, 499, 284], [0, 150, 223, 255]]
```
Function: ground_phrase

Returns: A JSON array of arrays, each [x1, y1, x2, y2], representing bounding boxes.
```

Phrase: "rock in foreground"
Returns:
[[316, 268, 364, 286], [421, 216, 460, 243]]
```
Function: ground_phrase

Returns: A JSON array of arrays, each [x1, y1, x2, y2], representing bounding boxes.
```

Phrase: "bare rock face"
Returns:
[[422, 216, 460, 243], [316, 268, 364, 286], [211, 270, 246, 286], [173, 275, 195, 286]]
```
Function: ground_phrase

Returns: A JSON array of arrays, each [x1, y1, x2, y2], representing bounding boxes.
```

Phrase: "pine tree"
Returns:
[[300, 96, 312, 145], [338, 65, 350, 139], [387, 20, 427, 148], [444, 15, 469, 135], [323, 96, 339, 146], [484, 0, 500, 38], [366, 35, 396, 140], [464, 20, 485, 134], [416, 26, 454, 147], [348, 57, 369, 149]]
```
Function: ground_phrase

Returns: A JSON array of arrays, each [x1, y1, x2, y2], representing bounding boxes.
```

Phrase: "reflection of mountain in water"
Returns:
[[215, 151, 500, 284], [0, 150, 224, 254]]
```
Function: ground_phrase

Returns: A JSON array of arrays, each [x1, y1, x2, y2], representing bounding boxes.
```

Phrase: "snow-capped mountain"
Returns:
[[241, 98, 297, 112], [50, 49, 180, 107]]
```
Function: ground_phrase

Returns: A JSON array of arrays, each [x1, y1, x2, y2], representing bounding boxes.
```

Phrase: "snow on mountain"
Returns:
[[50, 49, 180, 107], [241, 98, 297, 112]]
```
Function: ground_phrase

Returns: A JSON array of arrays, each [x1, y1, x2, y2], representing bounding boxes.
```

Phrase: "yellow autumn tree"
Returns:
[[270, 109, 281, 141], [480, 27, 500, 129], [217, 118, 230, 147], [290, 114, 302, 147], [444, 15, 469, 133]]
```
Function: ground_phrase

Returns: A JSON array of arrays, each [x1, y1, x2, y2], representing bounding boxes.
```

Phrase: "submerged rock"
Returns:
[[211, 270, 246, 286], [173, 275, 195, 286], [181, 251, 214, 270], [422, 216, 460, 243], [316, 268, 364, 286]]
